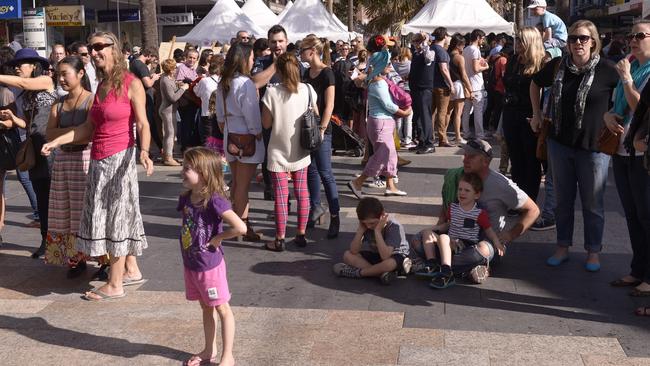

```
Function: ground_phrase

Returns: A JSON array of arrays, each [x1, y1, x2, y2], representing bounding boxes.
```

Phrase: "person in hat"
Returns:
[[411, 138, 539, 283], [347, 50, 412, 199], [528, 0, 567, 49], [0, 48, 57, 259]]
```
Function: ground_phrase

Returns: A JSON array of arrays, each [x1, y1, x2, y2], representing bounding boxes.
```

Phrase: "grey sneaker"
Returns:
[[380, 271, 397, 285], [469, 265, 489, 284], [401, 257, 412, 275], [530, 217, 556, 231], [333, 263, 361, 278]]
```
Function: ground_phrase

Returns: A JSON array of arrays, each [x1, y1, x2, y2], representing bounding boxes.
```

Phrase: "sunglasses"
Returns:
[[625, 32, 650, 41], [465, 139, 491, 156], [79, 52, 88, 56], [300, 47, 312, 53], [567, 35, 592, 44], [87, 43, 114, 52]]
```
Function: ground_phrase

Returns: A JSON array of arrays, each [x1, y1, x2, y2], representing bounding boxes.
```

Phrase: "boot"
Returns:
[[163, 154, 181, 166], [242, 218, 261, 242], [327, 215, 340, 239], [31, 239, 46, 259], [307, 204, 327, 228]]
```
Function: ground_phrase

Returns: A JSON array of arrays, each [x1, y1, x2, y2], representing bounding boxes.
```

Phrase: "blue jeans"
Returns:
[[613, 155, 650, 282], [547, 138, 610, 252], [541, 159, 556, 221], [307, 133, 340, 215]]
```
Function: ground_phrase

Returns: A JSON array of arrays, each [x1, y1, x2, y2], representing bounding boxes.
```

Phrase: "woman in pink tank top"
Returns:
[[42, 31, 154, 301]]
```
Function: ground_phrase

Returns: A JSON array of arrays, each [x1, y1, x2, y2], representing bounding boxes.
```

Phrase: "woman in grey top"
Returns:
[[159, 58, 188, 166]]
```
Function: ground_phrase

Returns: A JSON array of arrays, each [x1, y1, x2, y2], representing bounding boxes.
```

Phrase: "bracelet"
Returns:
[[622, 79, 632, 85]]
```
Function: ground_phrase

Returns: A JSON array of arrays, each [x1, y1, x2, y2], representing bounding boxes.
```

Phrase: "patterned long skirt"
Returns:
[[76, 147, 148, 257], [44, 148, 108, 266]]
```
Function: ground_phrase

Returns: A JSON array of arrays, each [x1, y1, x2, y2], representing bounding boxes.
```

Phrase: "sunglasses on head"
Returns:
[[87, 43, 114, 52], [625, 32, 650, 41], [567, 35, 592, 44]]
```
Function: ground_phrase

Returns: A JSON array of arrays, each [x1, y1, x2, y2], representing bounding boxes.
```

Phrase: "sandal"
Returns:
[[265, 238, 285, 252], [184, 355, 218, 366], [610, 278, 642, 287], [630, 288, 650, 297], [82, 288, 125, 301], [635, 307, 650, 317]]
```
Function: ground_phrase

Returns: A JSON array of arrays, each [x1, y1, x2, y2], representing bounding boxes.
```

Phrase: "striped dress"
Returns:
[[44, 94, 107, 266]]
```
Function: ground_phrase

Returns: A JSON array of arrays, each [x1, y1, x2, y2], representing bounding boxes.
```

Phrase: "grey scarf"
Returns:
[[550, 54, 600, 134]]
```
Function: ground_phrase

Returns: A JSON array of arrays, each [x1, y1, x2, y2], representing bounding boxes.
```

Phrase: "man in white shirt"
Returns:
[[461, 29, 490, 140]]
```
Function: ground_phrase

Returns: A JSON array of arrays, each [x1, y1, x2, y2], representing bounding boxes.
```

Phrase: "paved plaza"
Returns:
[[1, 145, 650, 365]]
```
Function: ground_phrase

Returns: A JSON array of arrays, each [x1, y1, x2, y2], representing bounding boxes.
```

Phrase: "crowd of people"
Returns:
[[1, 5, 650, 364]]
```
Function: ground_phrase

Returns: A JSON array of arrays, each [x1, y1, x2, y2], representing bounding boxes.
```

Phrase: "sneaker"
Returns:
[[469, 265, 489, 284], [380, 270, 397, 285], [401, 257, 412, 275], [364, 178, 386, 188], [430, 271, 455, 289], [403, 142, 417, 149], [333, 263, 361, 278], [410, 259, 427, 274], [414, 263, 441, 279], [28, 212, 40, 221], [393, 175, 399, 184], [530, 217, 556, 231]]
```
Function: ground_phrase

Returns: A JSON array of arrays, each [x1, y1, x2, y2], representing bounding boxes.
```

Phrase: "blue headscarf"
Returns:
[[367, 50, 390, 82], [612, 58, 650, 125]]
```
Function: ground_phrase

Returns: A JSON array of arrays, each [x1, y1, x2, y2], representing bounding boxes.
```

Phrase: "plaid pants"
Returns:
[[270, 167, 310, 237]]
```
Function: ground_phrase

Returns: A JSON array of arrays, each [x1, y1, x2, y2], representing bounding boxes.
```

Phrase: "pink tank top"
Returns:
[[90, 72, 136, 160]]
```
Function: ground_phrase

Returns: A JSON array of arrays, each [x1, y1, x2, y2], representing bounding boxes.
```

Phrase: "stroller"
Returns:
[[331, 115, 365, 157]]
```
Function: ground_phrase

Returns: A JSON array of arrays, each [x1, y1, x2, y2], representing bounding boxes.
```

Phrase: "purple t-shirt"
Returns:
[[177, 193, 232, 271]]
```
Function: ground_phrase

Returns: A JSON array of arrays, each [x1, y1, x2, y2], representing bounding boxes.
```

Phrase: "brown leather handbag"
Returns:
[[222, 92, 256, 158], [597, 126, 620, 155]]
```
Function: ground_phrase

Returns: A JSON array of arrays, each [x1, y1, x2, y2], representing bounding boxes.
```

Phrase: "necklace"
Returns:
[[60, 90, 86, 127]]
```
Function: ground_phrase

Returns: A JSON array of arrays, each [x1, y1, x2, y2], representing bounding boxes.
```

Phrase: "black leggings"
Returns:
[[30, 178, 50, 240]]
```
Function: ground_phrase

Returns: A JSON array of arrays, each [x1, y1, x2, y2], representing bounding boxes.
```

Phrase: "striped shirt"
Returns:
[[446, 202, 491, 244]]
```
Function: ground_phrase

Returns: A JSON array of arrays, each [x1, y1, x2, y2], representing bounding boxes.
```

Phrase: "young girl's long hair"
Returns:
[[182, 147, 229, 206], [220, 42, 253, 96], [517, 27, 545, 76]]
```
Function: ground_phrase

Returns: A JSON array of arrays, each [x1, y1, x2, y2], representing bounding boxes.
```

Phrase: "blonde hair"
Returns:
[[182, 147, 229, 206], [399, 47, 412, 62], [517, 27, 545, 76], [161, 59, 177, 75], [88, 31, 127, 95], [276, 53, 301, 93], [301, 35, 331, 65], [568, 19, 601, 56]]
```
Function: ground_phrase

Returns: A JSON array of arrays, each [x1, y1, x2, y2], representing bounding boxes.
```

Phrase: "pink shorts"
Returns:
[[184, 261, 231, 307]]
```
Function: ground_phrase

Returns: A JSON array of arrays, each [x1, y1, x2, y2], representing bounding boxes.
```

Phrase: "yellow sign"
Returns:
[[45, 6, 85, 27]]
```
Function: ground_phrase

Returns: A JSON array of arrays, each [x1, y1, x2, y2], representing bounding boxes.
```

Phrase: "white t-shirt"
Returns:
[[195, 75, 220, 117], [463, 45, 485, 92]]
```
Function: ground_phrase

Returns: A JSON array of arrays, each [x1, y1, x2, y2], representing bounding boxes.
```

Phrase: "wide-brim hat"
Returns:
[[7, 48, 51, 68]]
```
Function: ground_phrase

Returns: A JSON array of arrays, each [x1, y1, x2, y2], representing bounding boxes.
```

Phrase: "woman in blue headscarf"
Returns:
[[347, 49, 412, 198], [605, 21, 650, 295]]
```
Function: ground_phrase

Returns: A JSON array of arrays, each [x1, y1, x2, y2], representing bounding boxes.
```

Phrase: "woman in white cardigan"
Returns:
[[261, 53, 318, 251]]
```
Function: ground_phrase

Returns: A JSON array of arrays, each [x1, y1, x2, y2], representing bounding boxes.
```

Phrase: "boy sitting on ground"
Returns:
[[333, 197, 411, 285], [411, 172, 505, 288]]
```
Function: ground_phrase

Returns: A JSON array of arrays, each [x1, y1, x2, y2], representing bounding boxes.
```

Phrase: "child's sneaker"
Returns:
[[469, 265, 489, 284], [401, 257, 412, 275], [414, 260, 440, 278], [333, 263, 361, 278], [380, 270, 397, 285], [364, 177, 386, 188], [429, 271, 455, 289]]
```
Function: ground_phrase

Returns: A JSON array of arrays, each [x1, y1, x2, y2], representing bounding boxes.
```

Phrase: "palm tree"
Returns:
[[140, 0, 159, 52], [359, 0, 426, 35]]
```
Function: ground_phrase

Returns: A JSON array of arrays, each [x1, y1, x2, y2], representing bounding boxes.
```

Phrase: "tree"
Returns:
[[140, 0, 159, 52], [555, 0, 571, 23], [348, 0, 354, 31], [359, 0, 426, 35]]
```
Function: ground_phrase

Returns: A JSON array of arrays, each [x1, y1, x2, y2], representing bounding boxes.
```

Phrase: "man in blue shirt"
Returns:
[[528, 0, 567, 49]]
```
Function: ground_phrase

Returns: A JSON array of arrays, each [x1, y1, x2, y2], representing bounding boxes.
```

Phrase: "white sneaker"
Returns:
[[393, 175, 399, 184], [364, 178, 386, 189]]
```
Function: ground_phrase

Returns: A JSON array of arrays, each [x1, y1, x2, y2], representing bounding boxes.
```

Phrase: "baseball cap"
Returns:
[[461, 139, 493, 159], [132, 46, 141, 54], [527, 0, 547, 8]]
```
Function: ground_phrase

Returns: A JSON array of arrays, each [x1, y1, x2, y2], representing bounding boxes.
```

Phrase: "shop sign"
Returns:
[[0, 0, 21, 19], [85, 8, 95, 22], [45, 6, 85, 26], [97, 9, 140, 23], [23, 8, 47, 57], [157, 12, 193, 26]]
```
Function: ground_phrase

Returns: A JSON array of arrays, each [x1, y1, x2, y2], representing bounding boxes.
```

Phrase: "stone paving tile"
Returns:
[[582, 354, 650, 366], [489, 352, 585, 366], [0, 298, 53, 314], [397, 345, 490, 366]]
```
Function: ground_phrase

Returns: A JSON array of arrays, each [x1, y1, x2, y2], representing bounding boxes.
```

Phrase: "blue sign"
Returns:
[[0, 0, 21, 19], [97, 9, 139, 23], [85, 7, 95, 23]]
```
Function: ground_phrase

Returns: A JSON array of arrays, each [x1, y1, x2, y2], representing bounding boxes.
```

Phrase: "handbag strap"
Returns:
[[221, 87, 228, 131]]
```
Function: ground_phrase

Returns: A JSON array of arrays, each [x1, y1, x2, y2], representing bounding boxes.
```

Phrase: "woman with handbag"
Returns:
[[605, 21, 650, 295], [530, 20, 618, 271], [502, 27, 545, 202], [300, 35, 341, 239], [215, 42, 264, 242], [41, 31, 154, 301], [347, 50, 412, 199], [261, 53, 315, 251], [42, 56, 109, 278], [0, 48, 58, 259], [159, 58, 189, 166]]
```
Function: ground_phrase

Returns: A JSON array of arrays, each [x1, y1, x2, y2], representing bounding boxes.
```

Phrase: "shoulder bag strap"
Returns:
[[221, 87, 228, 130]]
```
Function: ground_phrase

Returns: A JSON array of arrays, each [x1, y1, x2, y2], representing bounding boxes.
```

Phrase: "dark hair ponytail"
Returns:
[[58, 55, 91, 92]]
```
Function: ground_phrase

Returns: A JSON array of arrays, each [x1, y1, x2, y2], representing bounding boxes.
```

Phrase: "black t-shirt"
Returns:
[[303, 67, 336, 135], [502, 59, 533, 113], [432, 44, 450, 89], [129, 59, 151, 83], [332, 59, 354, 118], [252, 55, 282, 99], [533, 57, 618, 151]]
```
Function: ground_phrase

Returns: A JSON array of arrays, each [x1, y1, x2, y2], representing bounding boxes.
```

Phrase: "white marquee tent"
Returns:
[[277, 0, 293, 20], [241, 0, 279, 33], [402, 0, 514, 36], [177, 0, 266, 44], [280, 0, 351, 43]]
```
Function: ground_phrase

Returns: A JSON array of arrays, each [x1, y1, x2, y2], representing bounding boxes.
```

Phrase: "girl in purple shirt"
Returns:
[[178, 147, 246, 366]]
